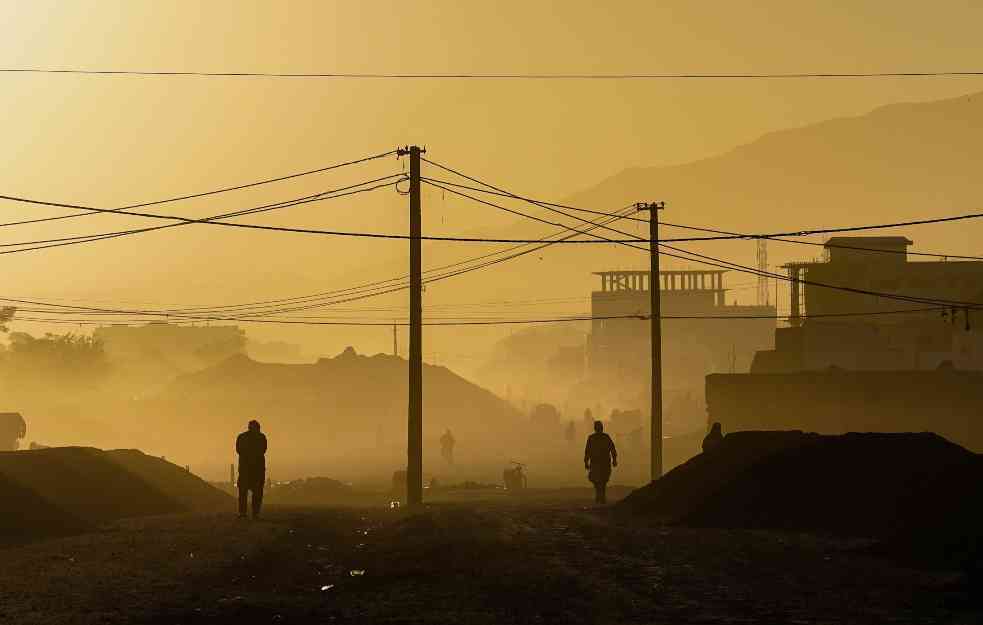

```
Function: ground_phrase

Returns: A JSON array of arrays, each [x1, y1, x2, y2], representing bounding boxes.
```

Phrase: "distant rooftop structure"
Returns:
[[781, 234, 983, 325], [823, 236, 913, 248], [592, 270, 727, 291], [823, 236, 913, 265], [587, 269, 775, 386]]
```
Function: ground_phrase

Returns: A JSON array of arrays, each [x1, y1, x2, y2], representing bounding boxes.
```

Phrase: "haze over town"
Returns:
[[1, 3, 982, 623]]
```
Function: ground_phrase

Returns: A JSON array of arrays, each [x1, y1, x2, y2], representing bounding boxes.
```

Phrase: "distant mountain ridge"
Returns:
[[447, 89, 983, 307], [564, 90, 983, 232]]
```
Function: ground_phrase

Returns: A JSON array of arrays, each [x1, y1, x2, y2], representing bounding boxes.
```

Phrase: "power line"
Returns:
[[419, 159, 983, 319], [426, 172, 983, 261], [145, 208, 636, 316], [115, 150, 399, 211], [3, 68, 983, 80], [0, 191, 657, 243], [423, 159, 983, 311], [426, 175, 983, 261], [10, 307, 951, 328], [424, 180, 639, 243], [10, 152, 983, 322], [0, 149, 397, 228], [661, 220, 983, 261], [422, 178, 643, 243], [0, 175, 406, 255], [422, 157, 983, 259], [656, 243, 983, 311], [7, 184, 983, 246], [123, 207, 637, 317], [0, 209, 638, 321], [421, 163, 960, 310], [420, 176, 648, 223], [660, 212, 983, 243], [420, 157, 653, 253]]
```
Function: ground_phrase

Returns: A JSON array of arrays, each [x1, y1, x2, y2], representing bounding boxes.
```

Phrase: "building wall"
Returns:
[[706, 371, 983, 452], [589, 288, 775, 390], [803, 261, 983, 321]]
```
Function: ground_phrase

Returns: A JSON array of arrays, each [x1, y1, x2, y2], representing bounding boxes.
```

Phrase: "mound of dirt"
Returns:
[[101, 448, 233, 512], [0, 447, 231, 543], [150, 351, 520, 440], [619, 431, 983, 543]]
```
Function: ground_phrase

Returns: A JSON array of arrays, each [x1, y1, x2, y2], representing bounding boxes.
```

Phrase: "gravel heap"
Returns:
[[619, 431, 983, 545], [0, 446, 230, 543]]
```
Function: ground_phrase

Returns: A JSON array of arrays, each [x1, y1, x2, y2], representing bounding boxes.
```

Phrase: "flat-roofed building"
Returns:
[[754, 236, 983, 372], [588, 269, 776, 392]]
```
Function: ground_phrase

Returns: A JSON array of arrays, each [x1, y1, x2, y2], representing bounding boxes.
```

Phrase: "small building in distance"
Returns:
[[587, 269, 775, 405]]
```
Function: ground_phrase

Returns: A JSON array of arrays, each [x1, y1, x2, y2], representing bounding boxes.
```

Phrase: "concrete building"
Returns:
[[708, 235, 983, 449], [753, 236, 983, 372], [587, 269, 776, 392]]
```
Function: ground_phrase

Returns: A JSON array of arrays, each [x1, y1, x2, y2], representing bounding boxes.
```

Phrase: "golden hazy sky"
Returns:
[[1, 1, 982, 359]]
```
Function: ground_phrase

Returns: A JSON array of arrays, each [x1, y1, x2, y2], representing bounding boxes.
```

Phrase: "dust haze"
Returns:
[[2, 3, 983, 623]]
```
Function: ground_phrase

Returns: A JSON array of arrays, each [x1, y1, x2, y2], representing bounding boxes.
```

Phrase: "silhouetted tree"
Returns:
[[0, 306, 14, 333], [3, 332, 110, 389]]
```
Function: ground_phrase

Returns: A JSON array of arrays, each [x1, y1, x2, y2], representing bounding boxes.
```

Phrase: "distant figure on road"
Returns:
[[392, 469, 407, 498], [584, 421, 617, 504], [0, 412, 26, 451], [236, 419, 268, 519], [503, 463, 527, 491], [440, 429, 456, 465], [702, 422, 723, 453], [564, 420, 576, 445]]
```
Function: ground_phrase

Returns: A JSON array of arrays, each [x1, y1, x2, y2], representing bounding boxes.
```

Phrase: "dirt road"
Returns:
[[0, 494, 975, 624]]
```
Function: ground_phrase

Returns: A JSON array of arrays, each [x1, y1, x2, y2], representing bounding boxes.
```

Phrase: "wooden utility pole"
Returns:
[[636, 201, 665, 481], [398, 145, 425, 506]]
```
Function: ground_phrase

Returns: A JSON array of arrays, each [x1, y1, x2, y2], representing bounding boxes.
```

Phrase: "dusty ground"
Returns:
[[0, 490, 977, 625]]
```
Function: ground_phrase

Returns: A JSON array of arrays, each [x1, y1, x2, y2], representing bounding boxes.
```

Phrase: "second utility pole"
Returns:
[[399, 145, 425, 506], [637, 201, 665, 482]]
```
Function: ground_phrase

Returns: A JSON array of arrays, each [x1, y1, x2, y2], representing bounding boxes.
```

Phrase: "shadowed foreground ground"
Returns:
[[0, 494, 976, 624]]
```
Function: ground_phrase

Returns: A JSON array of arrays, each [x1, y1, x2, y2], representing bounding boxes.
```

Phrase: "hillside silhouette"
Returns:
[[141, 349, 522, 478], [566, 90, 983, 227]]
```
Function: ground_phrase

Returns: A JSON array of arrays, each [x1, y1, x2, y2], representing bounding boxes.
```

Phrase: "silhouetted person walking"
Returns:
[[702, 422, 723, 453], [440, 428, 455, 465], [236, 419, 267, 519], [584, 421, 617, 504]]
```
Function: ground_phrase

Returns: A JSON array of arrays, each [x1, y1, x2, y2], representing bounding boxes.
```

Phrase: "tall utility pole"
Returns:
[[636, 201, 665, 481], [392, 322, 398, 357], [398, 145, 425, 506]]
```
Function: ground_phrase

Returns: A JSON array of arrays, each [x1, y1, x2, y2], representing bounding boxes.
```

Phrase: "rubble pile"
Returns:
[[0, 447, 230, 543], [620, 431, 983, 544]]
